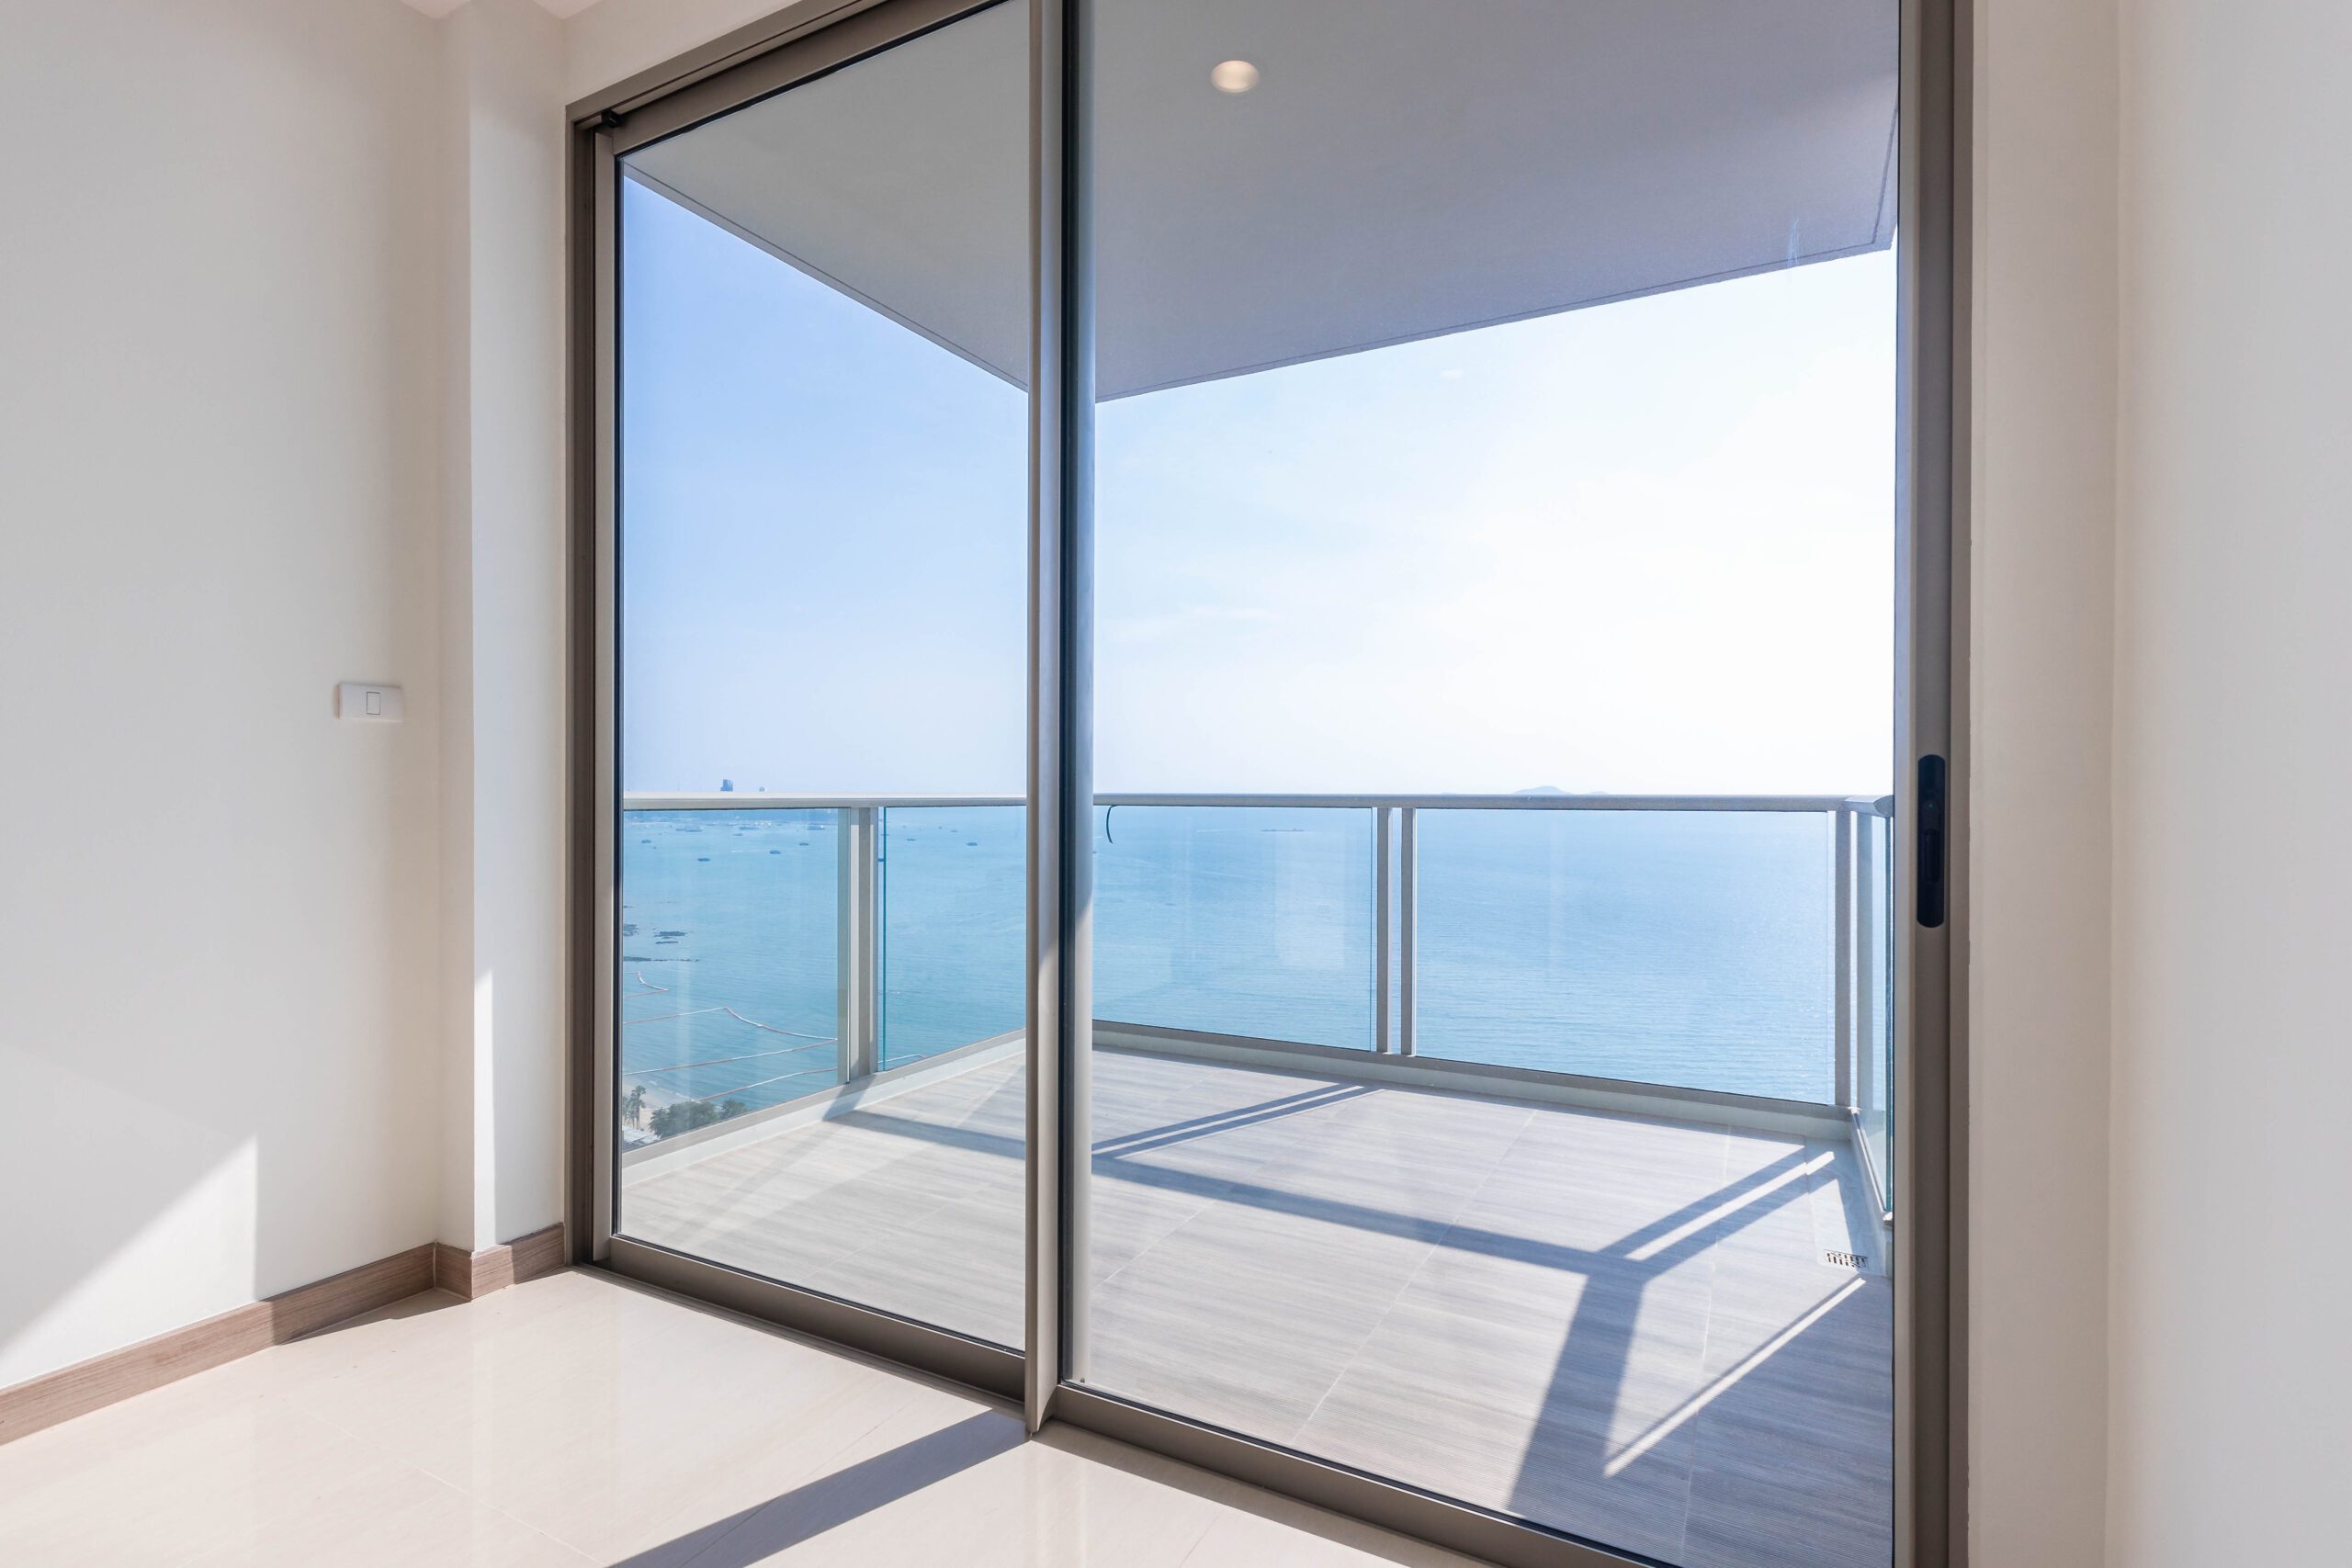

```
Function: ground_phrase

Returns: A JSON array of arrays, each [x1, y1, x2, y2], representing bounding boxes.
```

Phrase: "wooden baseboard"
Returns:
[[0, 1246, 433, 1448], [430, 1224, 568, 1301], [0, 1223, 568, 1448]]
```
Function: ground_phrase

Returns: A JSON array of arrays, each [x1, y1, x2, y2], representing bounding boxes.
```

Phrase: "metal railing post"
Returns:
[[1374, 807, 1393, 1053], [836, 806, 879, 1084], [1397, 807, 1418, 1056], [1833, 805, 1854, 1110]]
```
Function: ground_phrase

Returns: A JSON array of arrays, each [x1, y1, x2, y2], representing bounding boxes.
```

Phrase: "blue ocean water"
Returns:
[[618, 806, 1853, 1117]]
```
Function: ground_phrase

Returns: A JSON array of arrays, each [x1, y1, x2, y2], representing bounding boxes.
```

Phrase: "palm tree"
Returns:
[[622, 1084, 646, 1129]]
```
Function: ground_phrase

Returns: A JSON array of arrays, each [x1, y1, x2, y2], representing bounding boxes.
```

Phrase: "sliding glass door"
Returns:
[[1068, 3, 1901, 1564], [606, 0, 1031, 1355], [583, 0, 1945, 1562]]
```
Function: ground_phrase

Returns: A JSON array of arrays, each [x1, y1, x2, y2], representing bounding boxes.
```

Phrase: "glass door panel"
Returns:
[[1076, 2, 1900, 1562], [611, 0, 1030, 1349]]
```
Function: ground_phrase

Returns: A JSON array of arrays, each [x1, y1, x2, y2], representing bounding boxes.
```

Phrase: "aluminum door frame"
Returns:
[[563, 0, 1972, 1561]]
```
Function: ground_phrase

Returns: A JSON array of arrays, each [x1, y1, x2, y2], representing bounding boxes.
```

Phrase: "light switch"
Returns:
[[338, 682, 405, 723]]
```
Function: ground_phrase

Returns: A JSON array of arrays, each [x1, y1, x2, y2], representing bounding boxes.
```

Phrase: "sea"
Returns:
[[618, 805, 1892, 1119]]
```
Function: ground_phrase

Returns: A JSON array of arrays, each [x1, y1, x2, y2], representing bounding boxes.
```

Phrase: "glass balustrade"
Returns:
[[616, 808, 840, 1146], [878, 805, 1026, 1070], [622, 795, 1884, 1112], [1093, 805, 1376, 1050], [1856, 805, 1894, 1207], [1413, 807, 1836, 1100]]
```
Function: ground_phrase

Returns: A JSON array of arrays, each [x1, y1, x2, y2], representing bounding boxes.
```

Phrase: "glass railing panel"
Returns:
[[1414, 807, 1835, 1100], [617, 808, 841, 1147], [1094, 805, 1376, 1050], [1858, 807, 1894, 1201], [878, 805, 1025, 1070]]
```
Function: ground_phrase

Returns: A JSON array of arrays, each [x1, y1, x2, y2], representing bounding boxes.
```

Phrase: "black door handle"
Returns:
[[1917, 753, 1947, 929]]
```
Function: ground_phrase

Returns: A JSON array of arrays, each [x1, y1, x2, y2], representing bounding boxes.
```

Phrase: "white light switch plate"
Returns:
[[338, 682, 405, 723]]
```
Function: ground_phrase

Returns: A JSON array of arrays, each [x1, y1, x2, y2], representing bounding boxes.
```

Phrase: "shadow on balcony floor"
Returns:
[[623, 1046, 1892, 1568]]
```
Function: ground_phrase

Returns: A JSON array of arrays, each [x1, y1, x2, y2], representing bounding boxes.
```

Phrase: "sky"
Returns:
[[619, 176, 1896, 798]]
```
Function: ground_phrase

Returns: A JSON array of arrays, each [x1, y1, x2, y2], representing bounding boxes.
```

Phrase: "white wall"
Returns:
[[563, 0, 797, 103], [1971, 4, 2352, 1562], [0, 0, 446, 1386], [1965, 1, 2119, 1562], [436, 0, 571, 1255], [0, 0, 574, 1386], [2109, 4, 2352, 1563]]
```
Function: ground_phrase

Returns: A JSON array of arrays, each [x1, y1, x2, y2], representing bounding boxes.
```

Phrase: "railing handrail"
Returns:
[[624, 790, 1889, 814]]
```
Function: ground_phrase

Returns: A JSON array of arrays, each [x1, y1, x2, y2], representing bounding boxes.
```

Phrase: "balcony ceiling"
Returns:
[[623, 0, 1897, 399]]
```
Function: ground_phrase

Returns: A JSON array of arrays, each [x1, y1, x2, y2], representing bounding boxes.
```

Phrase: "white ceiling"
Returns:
[[628, 0, 1898, 398], [401, 0, 603, 19]]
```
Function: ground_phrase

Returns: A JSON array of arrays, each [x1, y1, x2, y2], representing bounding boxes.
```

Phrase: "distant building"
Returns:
[[720, 778, 734, 792]]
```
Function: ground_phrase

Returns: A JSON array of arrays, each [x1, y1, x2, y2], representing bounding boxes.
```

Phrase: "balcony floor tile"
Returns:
[[619, 1044, 1894, 1566]]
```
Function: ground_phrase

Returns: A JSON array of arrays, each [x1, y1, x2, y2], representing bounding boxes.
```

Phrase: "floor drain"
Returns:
[[1825, 1249, 1868, 1269]]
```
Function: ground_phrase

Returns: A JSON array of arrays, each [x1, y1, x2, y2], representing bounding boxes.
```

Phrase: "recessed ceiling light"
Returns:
[[1210, 60, 1260, 95]]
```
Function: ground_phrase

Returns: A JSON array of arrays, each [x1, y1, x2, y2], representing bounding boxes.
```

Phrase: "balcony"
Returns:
[[614, 793, 1895, 1568]]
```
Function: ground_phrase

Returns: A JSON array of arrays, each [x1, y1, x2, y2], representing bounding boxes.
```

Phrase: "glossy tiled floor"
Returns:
[[0, 1270, 1486, 1567]]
